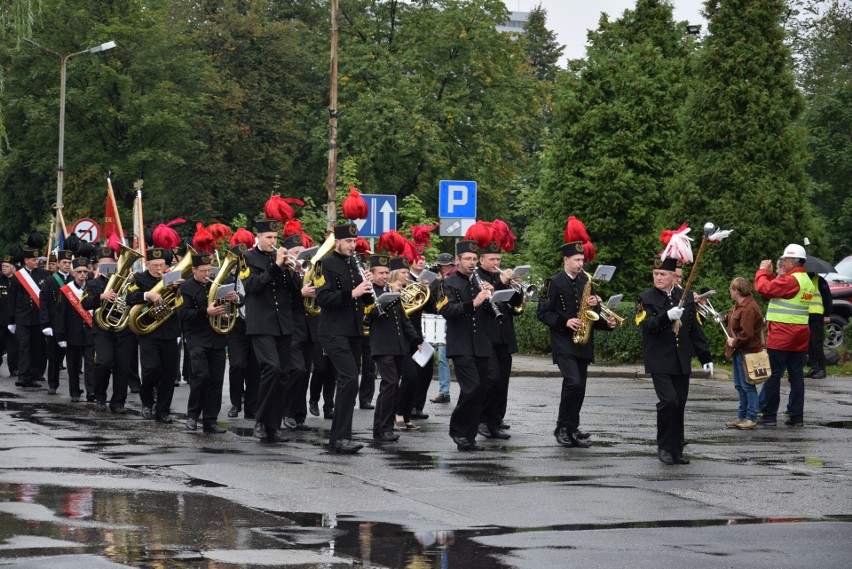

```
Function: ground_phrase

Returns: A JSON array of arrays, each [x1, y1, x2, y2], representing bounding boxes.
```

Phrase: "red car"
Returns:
[[827, 280, 851, 349]]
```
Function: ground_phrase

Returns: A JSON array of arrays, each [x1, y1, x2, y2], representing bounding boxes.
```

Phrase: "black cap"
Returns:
[[282, 234, 302, 249], [255, 219, 283, 234], [230, 243, 248, 257], [97, 246, 117, 260], [480, 241, 501, 254], [72, 257, 90, 269], [389, 257, 410, 271], [57, 250, 73, 261], [22, 248, 39, 259], [1, 253, 14, 265], [653, 257, 678, 272], [48, 253, 57, 262], [191, 253, 213, 267], [369, 254, 390, 268], [172, 241, 188, 257], [146, 248, 165, 261], [436, 253, 454, 265], [333, 223, 359, 239], [455, 240, 479, 256], [561, 241, 584, 258]]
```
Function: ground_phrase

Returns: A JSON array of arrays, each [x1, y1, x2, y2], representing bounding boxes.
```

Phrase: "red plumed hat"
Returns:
[[355, 237, 372, 255], [464, 220, 494, 250], [230, 228, 255, 248], [264, 195, 304, 222], [491, 219, 516, 252], [207, 223, 232, 243], [152, 218, 185, 250], [378, 230, 421, 264], [283, 219, 315, 248], [192, 222, 216, 254], [410, 223, 439, 249], [342, 186, 368, 221], [563, 216, 595, 262], [106, 232, 122, 252]]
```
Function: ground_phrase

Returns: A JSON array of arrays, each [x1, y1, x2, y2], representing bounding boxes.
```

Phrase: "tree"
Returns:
[[525, 0, 691, 291], [521, 4, 563, 82], [674, 0, 821, 286]]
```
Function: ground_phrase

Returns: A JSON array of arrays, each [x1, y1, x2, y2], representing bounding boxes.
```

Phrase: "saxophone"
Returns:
[[572, 271, 600, 345]]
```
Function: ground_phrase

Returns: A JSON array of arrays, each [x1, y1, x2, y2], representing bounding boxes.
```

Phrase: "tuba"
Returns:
[[207, 250, 240, 335], [401, 281, 430, 317], [94, 244, 144, 332], [572, 271, 600, 345], [302, 233, 336, 316], [127, 244, 197, 335]]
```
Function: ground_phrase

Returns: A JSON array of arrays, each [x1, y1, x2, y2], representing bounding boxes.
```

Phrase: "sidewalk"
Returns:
[[510, 353, 726, 380]]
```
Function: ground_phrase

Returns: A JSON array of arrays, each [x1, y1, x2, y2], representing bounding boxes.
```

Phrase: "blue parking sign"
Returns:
[[439, 180, 477, 219], [354, 194, 397, 238]]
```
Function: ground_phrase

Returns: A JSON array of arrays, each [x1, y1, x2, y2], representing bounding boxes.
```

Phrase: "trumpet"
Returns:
[[695, 290, 731, 339], [598, 302, 626, 326], [509, 280, 537, 314]]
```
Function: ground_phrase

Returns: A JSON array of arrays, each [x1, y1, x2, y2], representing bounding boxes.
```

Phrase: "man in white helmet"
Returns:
[[754, 244, 814, 427]]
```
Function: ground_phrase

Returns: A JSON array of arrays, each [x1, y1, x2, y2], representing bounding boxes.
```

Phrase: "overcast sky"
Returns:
[[508, 0, 709, 63]]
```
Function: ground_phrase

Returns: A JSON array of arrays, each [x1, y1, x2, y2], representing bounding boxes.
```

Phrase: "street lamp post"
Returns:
[[23, 38, 117, 245]]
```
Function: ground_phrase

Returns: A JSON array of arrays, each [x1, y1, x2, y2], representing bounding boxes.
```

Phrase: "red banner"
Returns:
[[103, 177, 125, 243]]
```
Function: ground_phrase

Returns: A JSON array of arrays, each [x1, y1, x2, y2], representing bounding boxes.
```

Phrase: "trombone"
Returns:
[[695, 290, 731, 339]]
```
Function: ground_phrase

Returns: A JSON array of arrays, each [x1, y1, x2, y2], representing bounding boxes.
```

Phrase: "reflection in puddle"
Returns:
[[821, 421, 852, 429]]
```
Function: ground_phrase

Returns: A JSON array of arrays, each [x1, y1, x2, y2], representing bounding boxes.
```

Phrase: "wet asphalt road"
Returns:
[[0, 359, 850, 568]]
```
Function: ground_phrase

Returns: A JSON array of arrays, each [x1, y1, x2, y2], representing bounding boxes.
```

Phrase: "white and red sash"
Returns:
[[14, 270, 41, 309], [60, 283, 93, 328]]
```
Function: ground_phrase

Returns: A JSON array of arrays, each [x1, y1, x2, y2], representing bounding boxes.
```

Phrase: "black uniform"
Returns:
[[637, 285, 711, 460], [286, 272, 315, 426], [243, 246, 300, 436], [53, 280, 94, 399], [404, 274, 435, 418], [177, 276, 226, 428], [224, 271, 258, 419], [315, 252, 368, 446], [0, 272, 19, 375], [126, 271, 182, 419], [436, 271, 493, 445], [477, 267, 522, 434], [82, 273, 133, 409], [368, 286, 422, 437], [8, 266, 51, 386], [357, 297, 377, 408], [537, 271, 611, 440], [40, 271, 71, 392], [308, 315, 335, 417]]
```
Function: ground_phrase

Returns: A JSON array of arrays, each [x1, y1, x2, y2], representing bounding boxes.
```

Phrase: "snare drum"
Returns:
[[421, 314, 447, 345]]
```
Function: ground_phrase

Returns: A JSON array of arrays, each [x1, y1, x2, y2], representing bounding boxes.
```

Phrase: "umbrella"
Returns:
[[804, 256, 835, 273]]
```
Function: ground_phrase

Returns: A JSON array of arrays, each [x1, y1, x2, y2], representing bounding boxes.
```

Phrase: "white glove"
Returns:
[[666, 306, 684, 321], [42, 328, 54, 337], [7, 325, 15, 334], [703, 362, 714, 376], [177, 338, 182, 346], [58, 341, 67, 348]]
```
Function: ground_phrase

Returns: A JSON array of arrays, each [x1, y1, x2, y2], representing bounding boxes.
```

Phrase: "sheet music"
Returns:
[[605, 294, 623, 309], [215, 283, 235, 300], [592, 265, 616, 282], [490, 289, 516, 303], [163, 271, 182, 286], [412, 342, 434, 367]]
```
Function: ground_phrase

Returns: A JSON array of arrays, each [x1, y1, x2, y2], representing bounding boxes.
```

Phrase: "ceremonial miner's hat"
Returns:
[[191, 253, 213, 267], [146, 248, 165, 261], [72, 257, 89, 269], [57, 250, 73, 261], [369, 254, 390, 268], [389, 257, 410, 271], [333, 223, 359, 240], [455, 240, 479, 256]]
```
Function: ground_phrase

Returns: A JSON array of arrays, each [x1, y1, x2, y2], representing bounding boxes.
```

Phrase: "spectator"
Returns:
[[724, 277, 764, 430]]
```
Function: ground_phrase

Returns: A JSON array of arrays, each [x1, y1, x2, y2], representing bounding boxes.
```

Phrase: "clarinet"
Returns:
[[350, 255, 384, 317], [471, 269, 504, 322]]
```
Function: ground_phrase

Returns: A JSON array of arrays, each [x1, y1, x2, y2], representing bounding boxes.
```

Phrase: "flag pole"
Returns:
[[107, 174, 126, 245]]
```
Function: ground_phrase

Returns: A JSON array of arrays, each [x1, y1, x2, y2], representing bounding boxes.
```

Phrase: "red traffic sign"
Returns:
[[71, 218, 101, 243]]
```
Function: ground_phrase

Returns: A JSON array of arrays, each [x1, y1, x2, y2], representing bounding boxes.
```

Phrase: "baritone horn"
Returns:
[[302, 233, 336, 316], [94, 244, 144, 332], [127, 244, 197, 335], [207, 250, 240, 334]]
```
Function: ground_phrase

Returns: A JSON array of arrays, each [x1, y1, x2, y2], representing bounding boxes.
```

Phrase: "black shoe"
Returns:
[[309, 401, 320, 416], [295, 423, 312, 431], [17, 381, 37, 388], [141, 407, 153, 420], [95, 401, 108, 412], [488, 428, 511, 440], [323, 411, 334, 420], [812, 369, 826, 379], [430, 392, 451, 404], [359, 402, 375, 410], [555, 427, 590, 448], [244, 412, 256, 420], [155, 413, 174, 424], [227, 406, 239, 418], [47, 388, 57, 395], [478, 423, 492, 438], [86, 394, 96, 402], [282, 417, 298, 431], [330, 439, 363, 453], [756, 417, 777, 426], [658, 449, 675, 465], [253, 422, 268, 441], [784, 418, 804, 427], [411, 408, 429, 420], [174, 379, 181, 386], [186, 417, 198, 431], [804, 368, 817, 378], [573, 429, 591, 440], [675, 455, 691, 465], [203, 424, 227, 434], [453, 436, 485, 451], [9, 369, 17, 376], [109, 405, 127, 414], [373, 431, 400, 442], [129, 387, 140, 394], [499, 422, 511, 430], [266, 429, 289, 443]]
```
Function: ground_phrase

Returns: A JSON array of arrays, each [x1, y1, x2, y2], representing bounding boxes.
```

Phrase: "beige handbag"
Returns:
[[743, 350, 771, 385]]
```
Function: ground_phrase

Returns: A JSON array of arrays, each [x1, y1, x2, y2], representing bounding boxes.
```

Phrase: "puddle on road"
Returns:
[[821, 420, 852, 429], [0, 483, 514, 568]]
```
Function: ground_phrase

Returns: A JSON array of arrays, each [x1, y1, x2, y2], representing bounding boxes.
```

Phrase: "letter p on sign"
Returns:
[[438, 180, 477, 219]]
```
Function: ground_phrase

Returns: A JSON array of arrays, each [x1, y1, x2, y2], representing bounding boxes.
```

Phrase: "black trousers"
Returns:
[[412, 356, 435, 412], [128, 334, 141, 391], [651, 373, 690, 457], [287, 338, 314, 423], [359, 339, 376, 406], [0, 327, 19, 373], [448, 355, 488, 441], [17, 324, 46, 383], [309, 343, 335, 412], [186, 345, 226, 423], [395, 357, 419, 420], [66, 344, 94, 398], [321, 334, 362, 443], [554, 354, 589, 432], [249, 334, 294, 430], [373, 355, 404, 435], [46, 336, 66, 390], [93, 331, 132, 406], [138, 336, 179, 415], [481, 347, 512, 429], [807, 314, 826, 368], [227, 321, 258, 415]]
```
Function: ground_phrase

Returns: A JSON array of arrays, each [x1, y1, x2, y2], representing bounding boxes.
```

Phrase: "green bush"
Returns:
[[514, 302, 551, 353]]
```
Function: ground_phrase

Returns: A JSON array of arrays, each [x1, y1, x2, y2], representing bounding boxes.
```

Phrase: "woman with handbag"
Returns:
[[725, 277, 765, 430]]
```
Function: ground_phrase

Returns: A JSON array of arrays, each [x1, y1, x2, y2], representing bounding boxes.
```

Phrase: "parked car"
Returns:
[[823, 255, 852, 284], [826, 280, 852, 349]]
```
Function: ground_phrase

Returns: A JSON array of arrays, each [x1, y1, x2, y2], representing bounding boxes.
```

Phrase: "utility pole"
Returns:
[[325, 0, 340, 230]]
